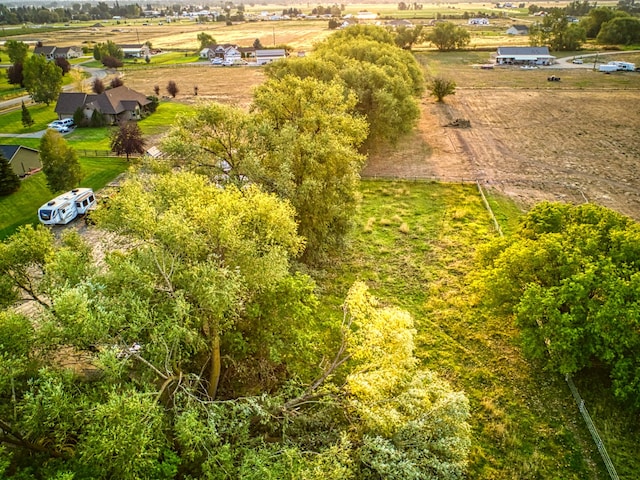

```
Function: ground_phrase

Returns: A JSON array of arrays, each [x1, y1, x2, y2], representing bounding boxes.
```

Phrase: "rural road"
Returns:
[[554, 50, 640, 68], [0, 63, 109, 113]]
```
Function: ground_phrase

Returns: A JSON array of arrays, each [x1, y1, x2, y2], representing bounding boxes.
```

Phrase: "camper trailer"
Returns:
[[38, 188, 96, 225], [609, 61, 636, 71], [598, 64, 618, 73]]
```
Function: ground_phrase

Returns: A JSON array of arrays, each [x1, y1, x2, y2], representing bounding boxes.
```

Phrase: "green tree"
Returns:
[[429, 76, 456, 102], [21, 100, 34, 127], [0, 152, 20, 196], [39, 129, 82, 193], [253, 75, 368, 263], [596, 16, 640, 45], [580, 7, 624, 38], [110, 121, 146, 160], [23, 54, 63, 105], [393, 24, 425, 50], [530, 9, 586, 50], [5, 39, 29, 64], [94, 171, 305, 398], [474, 202, 640, 407], [425, 22, 470, 51], [197, 31, 216, 50]]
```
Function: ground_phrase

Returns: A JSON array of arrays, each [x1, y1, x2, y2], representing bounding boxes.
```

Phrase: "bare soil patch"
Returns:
[[367, 88, 640, 219], [121, 65, 265, 107]]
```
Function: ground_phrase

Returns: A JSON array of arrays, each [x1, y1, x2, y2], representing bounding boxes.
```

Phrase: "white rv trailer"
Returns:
[[608, 61, 636, 71], [598, 64, 618, 73], [38, 188, 96, 225]]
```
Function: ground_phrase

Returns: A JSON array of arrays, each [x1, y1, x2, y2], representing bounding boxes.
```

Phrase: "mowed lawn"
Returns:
[[0, 157, 129, 239]]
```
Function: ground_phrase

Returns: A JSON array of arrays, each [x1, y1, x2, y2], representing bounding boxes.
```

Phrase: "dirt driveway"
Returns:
[[365, 88, 640, 220]]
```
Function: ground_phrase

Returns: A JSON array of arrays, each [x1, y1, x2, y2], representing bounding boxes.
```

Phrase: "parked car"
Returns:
[[572, 58, 583, 64], [211, 57, 223, 65], [48, 118, 75, 132]]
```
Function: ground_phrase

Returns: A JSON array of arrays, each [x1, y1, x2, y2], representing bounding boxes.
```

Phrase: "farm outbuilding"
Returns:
[[495, 46, 555, 65], [506, 25, 529, 35], [0, 145, 41, 177], [255, 49, 287, 65]]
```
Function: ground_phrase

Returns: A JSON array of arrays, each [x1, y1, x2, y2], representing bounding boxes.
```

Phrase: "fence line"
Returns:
[[565, 375, 620, 480], [474, 177, 620, 480], [78, 150, 141, 158]]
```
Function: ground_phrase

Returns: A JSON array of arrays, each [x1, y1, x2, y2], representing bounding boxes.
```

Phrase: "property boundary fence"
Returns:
[[77, 150, 141, 158], [565, 376, 620, 479]]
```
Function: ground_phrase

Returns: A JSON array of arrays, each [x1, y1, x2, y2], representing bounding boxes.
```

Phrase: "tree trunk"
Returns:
[[208, 333, 221, 399]]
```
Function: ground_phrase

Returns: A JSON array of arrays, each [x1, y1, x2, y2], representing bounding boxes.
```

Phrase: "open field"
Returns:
[[366, 54, 640, 221]]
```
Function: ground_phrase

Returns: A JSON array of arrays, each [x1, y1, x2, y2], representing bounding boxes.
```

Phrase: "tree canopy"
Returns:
[[474, 202, 640, 407], [23, 54, 63, 105], [0, 152, 20, 196], [424, 22, 470, 51], [39, 129, 82, 192], [530, 9, 587, 50], [110, 121, 146, 160]]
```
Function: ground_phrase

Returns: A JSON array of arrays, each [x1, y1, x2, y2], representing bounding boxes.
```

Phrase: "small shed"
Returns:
[[0, 145, 42, 177]]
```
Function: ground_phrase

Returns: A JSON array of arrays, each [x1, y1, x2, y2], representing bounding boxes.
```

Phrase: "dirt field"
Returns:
[[121, 65, 265, 107], [365, 87, 640, 219]]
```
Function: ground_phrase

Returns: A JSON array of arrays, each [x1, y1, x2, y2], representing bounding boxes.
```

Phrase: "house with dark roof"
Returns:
[[0, 145, 41, 177], [54, 46, 83, 59], [495, 46, 555, 65], [54, 86, 152, 124], [33, 45, 57, 60], [506, 24, 529, 35]]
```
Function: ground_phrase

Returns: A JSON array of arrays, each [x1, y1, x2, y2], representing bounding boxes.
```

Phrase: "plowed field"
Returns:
[[365, 87, 640, 220]]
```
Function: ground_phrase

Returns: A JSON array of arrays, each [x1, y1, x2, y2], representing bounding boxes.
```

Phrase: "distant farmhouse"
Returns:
[[54, 86, 152, 124], [386, 19, 413, 28], [118, 44, 150, 58], [0, 145, 41, 177], [506, 24, 529, 35], [200, 44, 254, 61], [255, 49, 287, 65], [468, 18, 490, 25], [33, 45, 82, 60], [495, 46, 555, 65]]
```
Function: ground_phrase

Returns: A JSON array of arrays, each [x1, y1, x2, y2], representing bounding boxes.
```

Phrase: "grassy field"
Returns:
[[318, 180, 639, 479]]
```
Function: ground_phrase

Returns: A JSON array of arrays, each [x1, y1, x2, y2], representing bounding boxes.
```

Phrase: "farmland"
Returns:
[[1, 6, 640, 477]]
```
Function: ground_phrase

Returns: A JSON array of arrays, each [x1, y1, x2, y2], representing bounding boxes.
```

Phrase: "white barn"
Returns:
[[495, 46, 555, 66], [255, 49, 287, 65]]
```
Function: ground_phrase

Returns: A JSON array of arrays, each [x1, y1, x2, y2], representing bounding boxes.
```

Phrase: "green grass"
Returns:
[[0, 156, 129, 239], [138, 101, 193, 135], [315, 179, 639, 479], [1, 103, 57, 133]]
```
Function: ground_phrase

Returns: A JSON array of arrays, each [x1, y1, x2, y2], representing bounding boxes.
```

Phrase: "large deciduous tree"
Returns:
[[530, 9, 586, 50], [425, 22, 470, 51], [110, 121, 146, 160], [39, 129, 82, 193], [474, 201, 640, 407], [596, 16, 640, 45], [197, 31, 215, 50], [23, 54, 63, 105], [5, 40, 28, 87]]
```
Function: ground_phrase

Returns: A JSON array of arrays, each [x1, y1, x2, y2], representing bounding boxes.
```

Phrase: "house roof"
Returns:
[[0, 144, 39, 162], [255, 49, 286, 58], [54, 86, 150, 116], [119, 44, 145, 49], [508, 24, 529, 31], [497, 46, 550, 56], [386, 19, 413, 27], [34, 46, 56, 55]]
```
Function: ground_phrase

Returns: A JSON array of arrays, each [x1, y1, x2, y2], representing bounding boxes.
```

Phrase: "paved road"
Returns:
[[553, 50, 640, 69], [0, 63, 108, 113]]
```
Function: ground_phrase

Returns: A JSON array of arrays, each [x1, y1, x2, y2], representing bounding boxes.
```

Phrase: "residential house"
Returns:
[[468, 18, 490, 25], [255, 49, 287, 65], [386, 19, 413, 28], [495, 46, 555, 65], [119, 44, 150, 58], [54, 86, 152, 124], [33, 45, 56, 60], [0, 145, 41, 177], [506, 24, 529, 35], [54, 46, 83, 59]]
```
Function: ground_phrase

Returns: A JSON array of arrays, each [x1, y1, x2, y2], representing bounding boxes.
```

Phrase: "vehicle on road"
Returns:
[[48, 118, 75, 133], [38, 188, 96, 225], [211, 57, 223, 65], [572, 58, 583, 64]]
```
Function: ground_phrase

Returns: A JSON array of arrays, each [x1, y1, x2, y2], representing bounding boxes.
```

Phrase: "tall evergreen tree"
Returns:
[[21, 101, 34, 127], [0, 152, 20, 195]]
